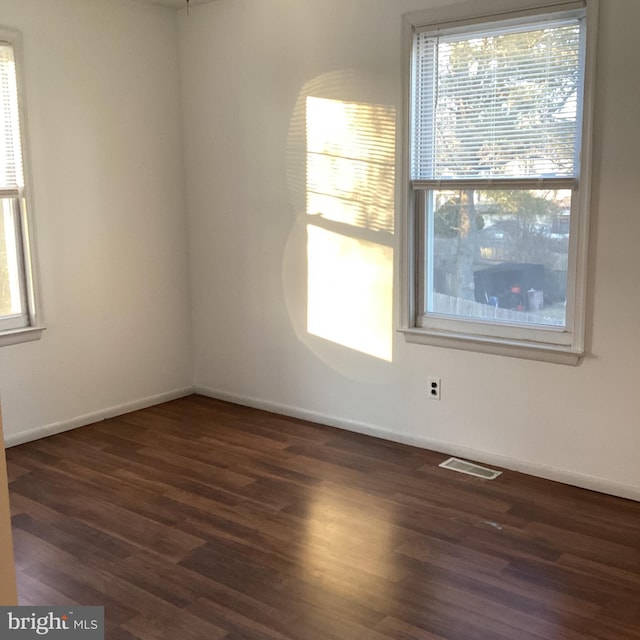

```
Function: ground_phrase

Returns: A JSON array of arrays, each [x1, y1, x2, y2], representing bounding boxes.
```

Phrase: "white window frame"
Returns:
[[399, 0, 598, 365], [0, 27, 43, 347]]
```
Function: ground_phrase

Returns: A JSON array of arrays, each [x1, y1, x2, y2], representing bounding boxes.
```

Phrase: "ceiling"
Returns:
[[132, 0, 216, 9]]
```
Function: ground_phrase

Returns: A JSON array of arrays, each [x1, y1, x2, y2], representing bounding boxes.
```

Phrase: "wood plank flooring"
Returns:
[[6, 395, 640, 639]]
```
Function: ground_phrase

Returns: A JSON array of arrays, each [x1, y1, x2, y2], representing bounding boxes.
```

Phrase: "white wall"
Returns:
[[0, 0, 193, 443], [179, 0, 640, 499]]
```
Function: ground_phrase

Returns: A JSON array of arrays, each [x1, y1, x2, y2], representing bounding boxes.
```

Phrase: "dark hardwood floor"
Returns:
[[6, 395, 640, 639]]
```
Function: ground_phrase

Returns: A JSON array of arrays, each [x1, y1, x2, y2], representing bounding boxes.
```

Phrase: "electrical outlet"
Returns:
[[428, 377, 441, 400]]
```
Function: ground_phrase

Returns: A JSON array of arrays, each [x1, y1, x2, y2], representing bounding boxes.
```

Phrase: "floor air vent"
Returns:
[[439, 457, 502, 480]]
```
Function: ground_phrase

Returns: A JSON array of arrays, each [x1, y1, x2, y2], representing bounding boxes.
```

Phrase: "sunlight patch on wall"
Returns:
[[305, 96, 395, 362], [307, 225, 393, 362]]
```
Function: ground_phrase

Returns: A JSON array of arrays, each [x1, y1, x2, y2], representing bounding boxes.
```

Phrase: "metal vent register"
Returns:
[[439, 457, 502, 480]]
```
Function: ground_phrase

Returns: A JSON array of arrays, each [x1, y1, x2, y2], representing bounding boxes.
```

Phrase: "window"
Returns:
[[401, 0, 597, 364], [0, 29, 42, 345]]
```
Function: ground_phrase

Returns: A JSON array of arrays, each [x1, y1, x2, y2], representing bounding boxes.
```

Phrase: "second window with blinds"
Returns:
[[401, 0, 597, 364], [0, 28, 41, 345]]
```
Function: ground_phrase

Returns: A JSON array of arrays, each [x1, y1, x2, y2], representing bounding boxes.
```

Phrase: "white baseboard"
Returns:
[[195, 384, 640, 503], [4, 387, 194, 448]]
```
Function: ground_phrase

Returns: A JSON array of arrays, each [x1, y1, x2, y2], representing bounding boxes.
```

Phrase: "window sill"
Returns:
[[0, 326, 45, 348], [400, 327, 583, 365]]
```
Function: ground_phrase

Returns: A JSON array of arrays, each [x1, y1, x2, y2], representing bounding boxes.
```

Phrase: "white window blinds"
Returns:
[[411, 15, 585, 182], [0, 43, 24, 193]]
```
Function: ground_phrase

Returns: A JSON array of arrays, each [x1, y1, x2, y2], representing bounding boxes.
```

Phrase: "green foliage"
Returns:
[[434, 198, 462, 238], [481, 190, 562, 235], [434, 195, 484, 238], [434, 188, 564, 246]]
